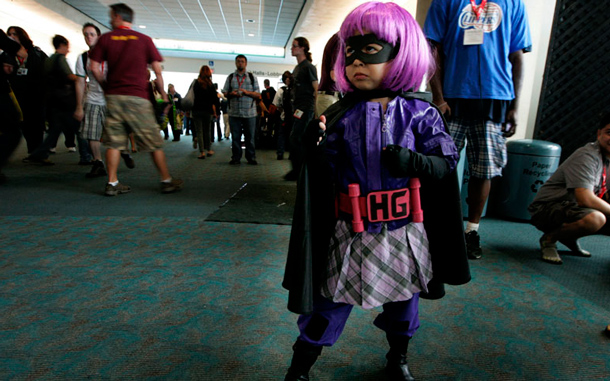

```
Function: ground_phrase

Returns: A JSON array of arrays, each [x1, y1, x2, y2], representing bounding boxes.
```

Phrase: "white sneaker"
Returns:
[[49, 148, 56, 153], [68, 147, 76, 152]]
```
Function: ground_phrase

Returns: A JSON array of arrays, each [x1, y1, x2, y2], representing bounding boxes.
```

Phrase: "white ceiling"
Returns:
[[63, 0, 306, 48]]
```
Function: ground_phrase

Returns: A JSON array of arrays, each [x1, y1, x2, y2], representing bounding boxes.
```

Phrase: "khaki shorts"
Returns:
[[103, 95, 163, 152], [529, 200, 596, 233]]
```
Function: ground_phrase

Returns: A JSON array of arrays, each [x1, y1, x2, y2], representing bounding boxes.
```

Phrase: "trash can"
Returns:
[[490, 139, 562, 220]]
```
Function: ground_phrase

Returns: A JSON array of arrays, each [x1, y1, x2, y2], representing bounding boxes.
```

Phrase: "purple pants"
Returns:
[[296, 293, 420, 346]]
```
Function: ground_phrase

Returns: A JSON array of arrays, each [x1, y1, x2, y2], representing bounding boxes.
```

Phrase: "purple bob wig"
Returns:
[[334, 2, 434, 93]]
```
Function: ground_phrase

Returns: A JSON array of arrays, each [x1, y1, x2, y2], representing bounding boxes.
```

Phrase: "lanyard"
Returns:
[[117, 25, 131, 30], [236, 74, 246, 89], [470, 0, 487, 20], [599, 166, 607, 199]]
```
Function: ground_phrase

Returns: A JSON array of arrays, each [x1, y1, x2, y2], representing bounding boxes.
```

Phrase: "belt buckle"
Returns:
[[366, 188, 410, 223]]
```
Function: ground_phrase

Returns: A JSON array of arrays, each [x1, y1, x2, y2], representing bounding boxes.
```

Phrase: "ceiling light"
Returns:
[[248, 33, 255, 37], [246, 19, 255, 23], [139, 25, 147, 29]]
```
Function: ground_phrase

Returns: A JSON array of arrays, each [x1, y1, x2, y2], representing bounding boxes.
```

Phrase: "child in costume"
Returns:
[[283, 3, 470, 380]]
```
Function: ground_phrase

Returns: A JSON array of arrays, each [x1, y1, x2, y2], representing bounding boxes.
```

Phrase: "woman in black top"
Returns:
[[192, 65, 219, 159], [3, 27, 47, 154]]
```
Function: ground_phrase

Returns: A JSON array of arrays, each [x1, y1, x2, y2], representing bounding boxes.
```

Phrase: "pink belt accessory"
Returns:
[[338, 178, 423, 233]]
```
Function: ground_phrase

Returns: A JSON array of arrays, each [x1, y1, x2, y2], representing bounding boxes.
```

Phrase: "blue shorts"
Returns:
[[448, 117, 507, 179]]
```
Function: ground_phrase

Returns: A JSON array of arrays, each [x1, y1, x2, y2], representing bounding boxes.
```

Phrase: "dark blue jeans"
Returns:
[[229, 116, 256, 162]]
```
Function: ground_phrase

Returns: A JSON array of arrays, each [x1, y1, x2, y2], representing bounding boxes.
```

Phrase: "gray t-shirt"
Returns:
[[533, 142, 608, 204], [291, 59, 317, 112]]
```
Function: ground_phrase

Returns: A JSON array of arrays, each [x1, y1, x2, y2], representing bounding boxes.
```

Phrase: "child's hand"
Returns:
[[382, 145, 411, 177], [317, 115, 327, 145]]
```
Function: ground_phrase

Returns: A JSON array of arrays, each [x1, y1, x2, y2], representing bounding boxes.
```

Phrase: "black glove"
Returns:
[[303, 117, 326, 146], [381, 145, 450, 179]]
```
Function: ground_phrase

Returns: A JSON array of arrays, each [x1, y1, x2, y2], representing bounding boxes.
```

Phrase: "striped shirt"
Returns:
[[222, 71, 260, 118]]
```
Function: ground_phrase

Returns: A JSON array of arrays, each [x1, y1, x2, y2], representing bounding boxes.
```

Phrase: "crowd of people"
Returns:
[[1, 1, 610, 379]]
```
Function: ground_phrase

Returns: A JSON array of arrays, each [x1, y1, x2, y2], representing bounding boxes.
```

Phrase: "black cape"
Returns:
[[282, 92, 471, 315]]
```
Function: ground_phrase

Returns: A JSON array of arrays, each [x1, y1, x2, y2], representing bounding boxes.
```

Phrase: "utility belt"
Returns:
[[336, 178, 423, 233]]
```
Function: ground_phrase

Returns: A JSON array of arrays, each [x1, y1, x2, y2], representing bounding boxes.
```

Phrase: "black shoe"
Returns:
[[22, 157, 54, 166], [277, 153, 284, 160], [247, 159, 258, 165], [229, 159, 240, 165], [86, 161, 107, 178], [172, 138, 180, 142], [465, 230, 482, 260], [78, 160, 94, 166], [386, 359, 415, 381], [285, 341, 322, 381], [386, 334, 415, 381], [121, 153, 135, 169]]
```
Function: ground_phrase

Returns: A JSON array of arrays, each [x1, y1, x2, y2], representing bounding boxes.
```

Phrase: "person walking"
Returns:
[[89, 2, 182, 196], [192, 65, 218, 159], [1, 27, 47, 154]]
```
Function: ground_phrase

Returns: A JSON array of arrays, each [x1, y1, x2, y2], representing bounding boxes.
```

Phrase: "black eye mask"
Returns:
[[345, 34, 399, 66]]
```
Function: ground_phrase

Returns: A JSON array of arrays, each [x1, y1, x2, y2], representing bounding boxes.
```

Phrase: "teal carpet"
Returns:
[[1, 136, 609, 380]]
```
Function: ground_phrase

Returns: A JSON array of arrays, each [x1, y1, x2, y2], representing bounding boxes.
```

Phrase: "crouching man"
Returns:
[[529, 112, 610, 264]]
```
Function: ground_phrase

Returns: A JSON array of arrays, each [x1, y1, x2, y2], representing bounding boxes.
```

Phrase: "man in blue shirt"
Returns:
[[424, 0, 532, 260], [222, 54, 261, 165]]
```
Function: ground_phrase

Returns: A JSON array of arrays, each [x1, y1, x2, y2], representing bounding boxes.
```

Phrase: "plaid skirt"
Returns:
[[320, 220, 432, 309]]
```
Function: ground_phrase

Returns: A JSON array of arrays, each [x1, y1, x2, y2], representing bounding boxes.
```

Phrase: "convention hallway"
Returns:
[[1, 135, 609, 380]]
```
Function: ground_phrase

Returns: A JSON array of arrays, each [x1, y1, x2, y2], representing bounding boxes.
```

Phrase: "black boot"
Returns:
[[284, 340, 322, 381], [385, 334, 415, 381]]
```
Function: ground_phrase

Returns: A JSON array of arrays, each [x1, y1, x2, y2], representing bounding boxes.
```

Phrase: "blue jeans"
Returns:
[[229, 116, 256, 162]]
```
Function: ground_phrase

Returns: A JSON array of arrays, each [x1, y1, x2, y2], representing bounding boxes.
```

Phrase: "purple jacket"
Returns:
[[325, 97, 459, 233]]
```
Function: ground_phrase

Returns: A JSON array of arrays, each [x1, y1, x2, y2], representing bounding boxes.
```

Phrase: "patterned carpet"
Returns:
[[1, 136, 609, 380]]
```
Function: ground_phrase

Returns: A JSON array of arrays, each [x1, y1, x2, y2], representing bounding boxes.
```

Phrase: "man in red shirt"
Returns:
[[89, 3, 182, 196]]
